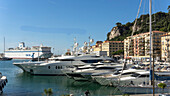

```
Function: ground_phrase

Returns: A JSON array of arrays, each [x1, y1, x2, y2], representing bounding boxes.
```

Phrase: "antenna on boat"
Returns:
[[87, 36, 94, 53], [88, 36, 91, 53], [72, 37, 79, 56]]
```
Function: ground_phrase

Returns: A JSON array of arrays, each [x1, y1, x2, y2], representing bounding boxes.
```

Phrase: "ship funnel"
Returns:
[[19, 42, 25, 49]]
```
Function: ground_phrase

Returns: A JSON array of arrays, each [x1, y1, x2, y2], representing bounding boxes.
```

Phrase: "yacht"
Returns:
[[0, 72, 8, 94], [93, 69, 149, 86], [65, 62, 123, 81], [13, 53, 112, 75]]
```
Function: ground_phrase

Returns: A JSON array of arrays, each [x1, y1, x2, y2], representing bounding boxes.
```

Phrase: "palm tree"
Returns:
[[158, 83, 167, 94]]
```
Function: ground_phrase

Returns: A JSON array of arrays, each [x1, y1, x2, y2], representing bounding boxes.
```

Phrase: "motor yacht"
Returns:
[[13, 53, 112, 75], [65, 61, 123, 81], [93, 69, 149, 86]]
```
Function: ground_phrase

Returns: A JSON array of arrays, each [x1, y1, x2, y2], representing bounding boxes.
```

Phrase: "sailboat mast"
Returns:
[[149, 0, 155, 95], [4, 37, 5, 54], [149, 0, 152, 81]]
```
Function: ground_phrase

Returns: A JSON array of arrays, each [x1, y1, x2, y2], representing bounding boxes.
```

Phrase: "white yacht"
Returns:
[[13, 37, 115, 75], [64, 62, 123, 81], [93, 69, 149, 86], [13, 53, 112, 75]]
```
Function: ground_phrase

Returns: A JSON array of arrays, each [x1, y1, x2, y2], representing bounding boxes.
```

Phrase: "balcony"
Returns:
[[166, 39, 169, 42], [166, 44, 169, 47]]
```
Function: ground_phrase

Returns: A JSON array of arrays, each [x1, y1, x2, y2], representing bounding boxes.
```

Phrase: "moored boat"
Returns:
[[0, 72, 8, 94]]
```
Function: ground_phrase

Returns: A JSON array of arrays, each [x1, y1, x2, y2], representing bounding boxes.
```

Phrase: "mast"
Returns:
[[149, 0, 155, 95], [149, 0, 152, 83], [38, 46, 39, 62], [88, 36, 90, 53], [4, 37, 5, 55]]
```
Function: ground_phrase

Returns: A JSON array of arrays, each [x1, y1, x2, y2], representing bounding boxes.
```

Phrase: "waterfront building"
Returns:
[[91, 41, 107, 56], [92, 41, 103, 51], [161, 32, 170, 61], [102, 41, 124, 57], [124, 31, 165, 61]]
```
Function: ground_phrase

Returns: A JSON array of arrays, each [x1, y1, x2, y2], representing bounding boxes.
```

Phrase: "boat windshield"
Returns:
[[95, 67, 115, 70], [131, 73, 149, 77], [54, 59, 75, 61], [81, 59, 103, 63]]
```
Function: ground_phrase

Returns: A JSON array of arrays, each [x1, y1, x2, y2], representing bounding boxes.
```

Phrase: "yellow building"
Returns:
[[124, 31, 165, 61], [161, 32, 170, 61], [102, 41, 124, 57], [92, 41, 103, 51]]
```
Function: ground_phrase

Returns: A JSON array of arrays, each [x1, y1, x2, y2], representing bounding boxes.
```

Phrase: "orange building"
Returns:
[[102, 41, 124, 56], [124, 31, 165, 61]]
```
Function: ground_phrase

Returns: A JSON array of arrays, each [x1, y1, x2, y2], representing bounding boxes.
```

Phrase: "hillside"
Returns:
[[107, 6, 170, 41]]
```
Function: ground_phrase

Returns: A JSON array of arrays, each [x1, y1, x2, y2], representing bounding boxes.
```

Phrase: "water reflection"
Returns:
[[0, 60, 123, 96], [14, 72, 122, 96]]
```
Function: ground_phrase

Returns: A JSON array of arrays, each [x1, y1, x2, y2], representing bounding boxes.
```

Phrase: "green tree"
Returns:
[[122, 94, 130, 96], [43, 88, 53, 96], [168, 5, 170, 13], [168, 24, 170, 32], [158, 83, 167, 93], [116, 22, 122, 27], [65, 52, 71, 55], [112, 50, 124, 55]]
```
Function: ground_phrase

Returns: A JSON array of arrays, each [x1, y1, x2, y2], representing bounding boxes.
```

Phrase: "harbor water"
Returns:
[[0, 60, 123, 96], [1, 60, 168, 96]]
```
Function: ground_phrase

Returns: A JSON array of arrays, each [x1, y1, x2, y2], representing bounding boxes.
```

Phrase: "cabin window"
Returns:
[[122, 72, 135, 75], [48, 66, 50, 69], [56, 66, 58, 69], [58, 66, 60, 69], [61, 66, 62, 69], [95, 67, 115, 70], [139, 74, 149, 77], [81, 60, 103, 63], [59, 59, 75, 61]]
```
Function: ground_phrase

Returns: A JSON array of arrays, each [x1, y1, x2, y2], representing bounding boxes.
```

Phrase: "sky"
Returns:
[[0, 0, 169, 54]]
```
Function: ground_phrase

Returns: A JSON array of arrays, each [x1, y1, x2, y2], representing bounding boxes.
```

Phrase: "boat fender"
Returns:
[[6, 79, 8, 83], [4, 82, 6, 86], [0, 86, 2, 91]]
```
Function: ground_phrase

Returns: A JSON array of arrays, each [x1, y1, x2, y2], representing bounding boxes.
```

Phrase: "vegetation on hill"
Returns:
[[107, 5, 170, 41], [112, 49, 124, 56]]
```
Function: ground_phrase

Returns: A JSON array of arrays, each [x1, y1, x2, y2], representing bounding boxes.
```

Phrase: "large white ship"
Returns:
[[5, 42, 53, 59]]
